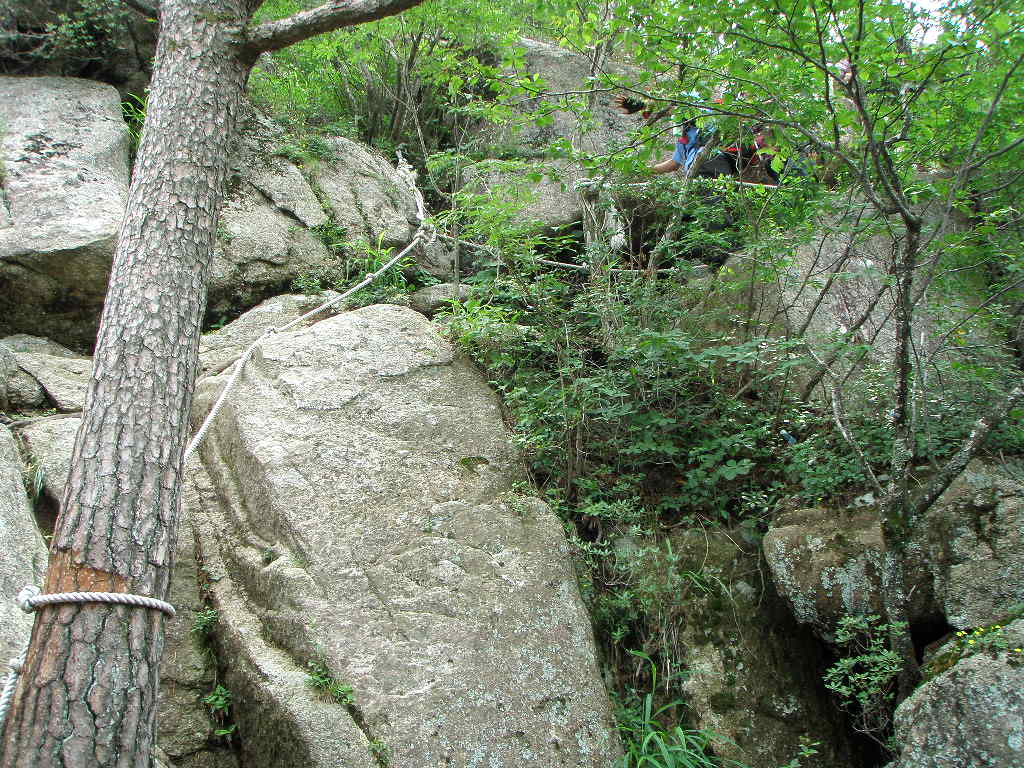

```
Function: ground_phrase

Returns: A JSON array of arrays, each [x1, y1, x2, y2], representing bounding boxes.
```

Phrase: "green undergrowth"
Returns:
[[436, 172, 1024, 757]]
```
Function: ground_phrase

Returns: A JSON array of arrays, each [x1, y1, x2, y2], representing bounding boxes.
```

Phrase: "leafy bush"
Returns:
[[617, 651, 743, 768], [306, 659, 355, 706], [823, 614, 905, 751]]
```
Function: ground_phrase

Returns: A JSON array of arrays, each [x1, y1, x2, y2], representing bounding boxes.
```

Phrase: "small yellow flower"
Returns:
[[968, 640, 975, 645]]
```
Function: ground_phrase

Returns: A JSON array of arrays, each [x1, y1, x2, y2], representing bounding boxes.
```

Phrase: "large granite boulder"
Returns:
[[1, 335, 86, 413], [0, 77, 131, 352], [197, 293, 343, 377], [188, 303, 621, 767], [310, 136, 452, 278], [762, 507, 935, 641], [0, 427, 47, 666], [888, 619, 1024, 768], [920, 461, 1024, 629], [465, 38, 637, 232], [764, 461, 1024, 640], [16, 416, 237, 768]]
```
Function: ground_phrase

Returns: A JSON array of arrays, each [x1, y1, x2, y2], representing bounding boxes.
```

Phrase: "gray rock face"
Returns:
[[466, 39, 637, 232], [409, 282, 471, 317], [189, 304, 621, 767], [10, 352, 91, 412], [763, 507, 935, 640], [16, 416, 236, 768], [921, 461, 1024, 629], [889, 619, 1024, 768], [657, 530, 858, 768], [206, 125, 333, 320], [0, 427, 47, 666], [198, 293, 343, 377], [311, 137, 452, 278], [0, 77, 131, 351], [765, 462, 1023, 640]]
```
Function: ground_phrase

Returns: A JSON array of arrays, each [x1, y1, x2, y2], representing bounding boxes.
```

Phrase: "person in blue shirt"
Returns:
[[614, 94, 777, 183]]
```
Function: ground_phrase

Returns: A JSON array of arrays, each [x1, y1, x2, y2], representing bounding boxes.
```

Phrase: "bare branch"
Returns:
[[908, 384, 1024, 520], [244, 0, 426, 56]]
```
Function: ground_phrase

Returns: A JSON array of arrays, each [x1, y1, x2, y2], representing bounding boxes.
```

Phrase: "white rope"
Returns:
[[0, 586, 175, 730], [0, 650, 26, 732], [184, 156, 434, 460], [16, 586, 175, 618]]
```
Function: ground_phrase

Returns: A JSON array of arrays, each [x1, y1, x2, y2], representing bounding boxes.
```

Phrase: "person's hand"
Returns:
[[613, 94, 646, 115]]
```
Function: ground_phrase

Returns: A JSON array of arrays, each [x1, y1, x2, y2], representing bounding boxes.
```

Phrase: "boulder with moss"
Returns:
[[621, 529, 860, 768], [188, 303, 621, 767], [887, 618, 1024, 768]]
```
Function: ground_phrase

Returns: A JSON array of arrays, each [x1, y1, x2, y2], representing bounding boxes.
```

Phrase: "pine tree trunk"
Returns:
[[0, 0, 252, 764]]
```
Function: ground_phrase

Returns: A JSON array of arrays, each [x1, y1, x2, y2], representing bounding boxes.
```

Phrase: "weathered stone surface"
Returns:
[[921, 461, 1024, 629], [0, 76, 131, 351], [889, 619, 1024, 768], [0, 344, 17, 411], [12, 352, 91, 412], [0, 427, 47, 666], [765, 462, 1023, 641], [189, 304, 621, 767], [643, 529, 859, 768], [311, 136, 452, 278], [17, 416, 78, 510], [478, 38, 635, 157], [1, 334, 80, 357], [409, 282, 472, 317], [763, 507, 935, 641], [16, 416, 236, 768], [465, 38, 636, 232], [207, 181, 330, 320], [197, 293, 342, 377], [249, 158, 327, 229]]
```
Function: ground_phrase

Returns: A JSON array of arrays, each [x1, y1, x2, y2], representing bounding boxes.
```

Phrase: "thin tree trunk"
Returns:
[[0, 0, 251, 763]]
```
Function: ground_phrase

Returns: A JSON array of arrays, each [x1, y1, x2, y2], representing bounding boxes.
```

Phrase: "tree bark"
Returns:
[[3, 0, 251, 765], [3, 0, 427, 759]]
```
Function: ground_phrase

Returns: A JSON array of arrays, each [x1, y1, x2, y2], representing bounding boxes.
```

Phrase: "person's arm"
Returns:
[[650, 156, 681, 174]]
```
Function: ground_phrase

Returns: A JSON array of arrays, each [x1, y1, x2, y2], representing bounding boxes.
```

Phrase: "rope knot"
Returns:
[[16, 586, 39, 613]]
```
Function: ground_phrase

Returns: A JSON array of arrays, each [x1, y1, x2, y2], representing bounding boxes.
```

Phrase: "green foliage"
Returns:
[[823, 615, 905, 751], [367, 739, 392, 766], [306, 659, 355, 706], [121, 93, 147, 158], [291, 230, 430, 306], [617, 651, 743, 768], [191, 607, 218, 641], [202, 684, 237, 739], [273, 134, 337, 167], [41, 0, 130, 74], [248, 0, 523, 164]]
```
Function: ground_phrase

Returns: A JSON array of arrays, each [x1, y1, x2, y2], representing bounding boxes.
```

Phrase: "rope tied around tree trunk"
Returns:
[[1, 152, 435, 739], [0, 587, 176, 729]]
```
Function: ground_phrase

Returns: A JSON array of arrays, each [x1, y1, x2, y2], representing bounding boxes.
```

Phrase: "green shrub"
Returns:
[[823, 615, 905, 752]]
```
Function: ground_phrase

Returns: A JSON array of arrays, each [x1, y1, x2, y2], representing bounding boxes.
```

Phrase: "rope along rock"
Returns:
[[1, 153, 435, 737]]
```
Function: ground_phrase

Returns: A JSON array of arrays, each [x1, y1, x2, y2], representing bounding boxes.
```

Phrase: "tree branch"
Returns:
[[244, 0, 426, 55], [908, 384, 1024, 520]]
